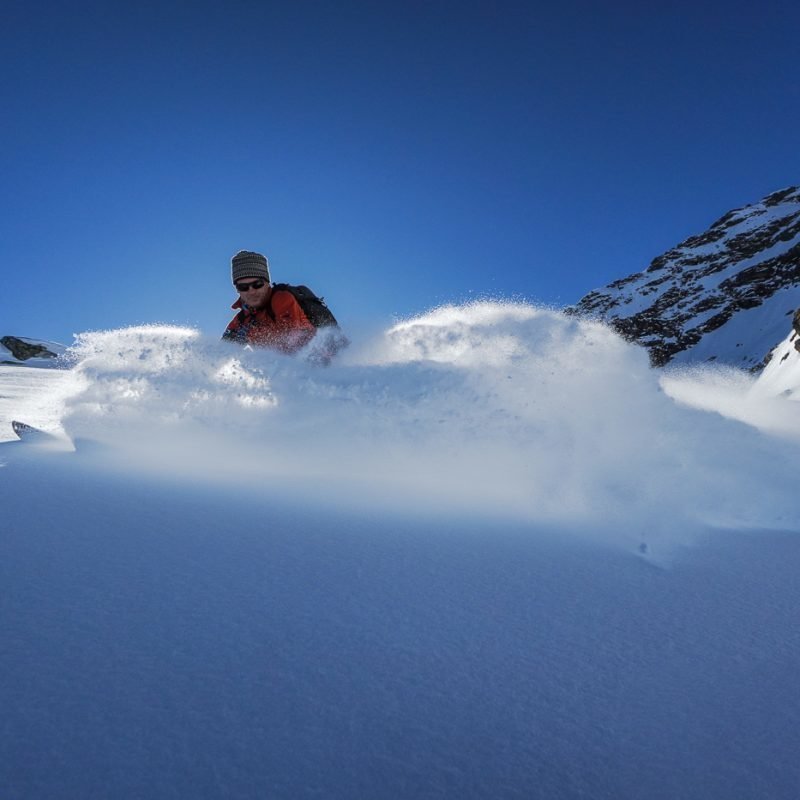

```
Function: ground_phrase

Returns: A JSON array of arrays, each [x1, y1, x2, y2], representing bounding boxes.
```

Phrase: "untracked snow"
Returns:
[[2, 302, 800, 798]]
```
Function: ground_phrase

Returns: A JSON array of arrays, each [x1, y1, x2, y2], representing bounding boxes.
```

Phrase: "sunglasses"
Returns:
[[235, 279, 266, 292]]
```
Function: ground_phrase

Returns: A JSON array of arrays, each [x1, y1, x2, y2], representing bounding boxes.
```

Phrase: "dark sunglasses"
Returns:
[[235, 279, 266, 292]]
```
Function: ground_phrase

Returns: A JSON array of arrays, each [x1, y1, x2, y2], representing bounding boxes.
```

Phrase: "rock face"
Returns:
[[571, 186, 800, 370], [0, 336, 64, 365]]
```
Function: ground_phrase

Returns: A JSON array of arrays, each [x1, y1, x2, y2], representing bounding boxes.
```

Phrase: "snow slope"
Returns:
[[755, 311, 800, 399], [2, 304, 800, 798]]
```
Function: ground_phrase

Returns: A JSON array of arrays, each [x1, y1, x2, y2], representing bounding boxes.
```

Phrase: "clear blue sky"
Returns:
[[2, 0, 799, 344]]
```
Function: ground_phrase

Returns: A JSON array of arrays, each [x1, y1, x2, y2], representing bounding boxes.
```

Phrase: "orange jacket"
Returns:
[[222, 288, 316, 354]]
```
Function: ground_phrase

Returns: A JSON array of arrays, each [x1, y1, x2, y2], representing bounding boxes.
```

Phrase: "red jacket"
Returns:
[[222, 288, 316, 354]]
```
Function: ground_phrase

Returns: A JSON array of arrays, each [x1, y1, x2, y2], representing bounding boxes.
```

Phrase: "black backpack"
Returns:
[[270, 283, 339, 328]]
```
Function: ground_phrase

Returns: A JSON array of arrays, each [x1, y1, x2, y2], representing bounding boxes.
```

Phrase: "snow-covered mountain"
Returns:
[[572, 186, 800, 370]]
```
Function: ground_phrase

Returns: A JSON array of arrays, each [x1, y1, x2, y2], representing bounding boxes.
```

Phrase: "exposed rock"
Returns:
[[570, 186, 800, 370], [1, 336, 59, 362]]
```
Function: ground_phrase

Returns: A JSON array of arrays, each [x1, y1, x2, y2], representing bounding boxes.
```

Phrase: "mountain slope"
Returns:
[[571, 186, 800, 369], [754, 308, 800, 398]]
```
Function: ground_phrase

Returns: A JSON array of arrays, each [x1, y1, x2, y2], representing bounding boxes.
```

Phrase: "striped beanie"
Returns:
[[231, 250, 270, 284]]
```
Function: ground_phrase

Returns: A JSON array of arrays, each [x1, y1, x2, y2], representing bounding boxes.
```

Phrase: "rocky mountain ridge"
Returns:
[[571, 186, 800, 370]]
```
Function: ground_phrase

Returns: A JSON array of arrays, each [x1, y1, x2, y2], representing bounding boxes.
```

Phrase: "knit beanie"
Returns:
[[231, 250, 270, 284]]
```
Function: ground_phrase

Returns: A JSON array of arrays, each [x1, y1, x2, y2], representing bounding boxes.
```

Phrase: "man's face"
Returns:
[[235, 277, 270, 310]]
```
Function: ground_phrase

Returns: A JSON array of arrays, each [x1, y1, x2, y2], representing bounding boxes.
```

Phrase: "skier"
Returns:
[[222, 250, 344, 360]]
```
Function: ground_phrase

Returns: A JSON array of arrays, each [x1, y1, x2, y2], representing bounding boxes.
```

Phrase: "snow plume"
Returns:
[[660, 365, 800, 442], [15, 304, 800, 552]]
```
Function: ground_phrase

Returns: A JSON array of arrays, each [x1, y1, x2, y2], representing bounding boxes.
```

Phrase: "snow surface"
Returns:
[[750, 322, 800, 401], [2, 303, 800, 798]]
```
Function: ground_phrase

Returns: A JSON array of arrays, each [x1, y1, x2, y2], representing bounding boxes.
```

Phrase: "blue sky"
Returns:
[[2, 0, 799, 344]]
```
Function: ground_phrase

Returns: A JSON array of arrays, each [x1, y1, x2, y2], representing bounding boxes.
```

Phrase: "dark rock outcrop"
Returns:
[[1, 336, 59, 362]]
